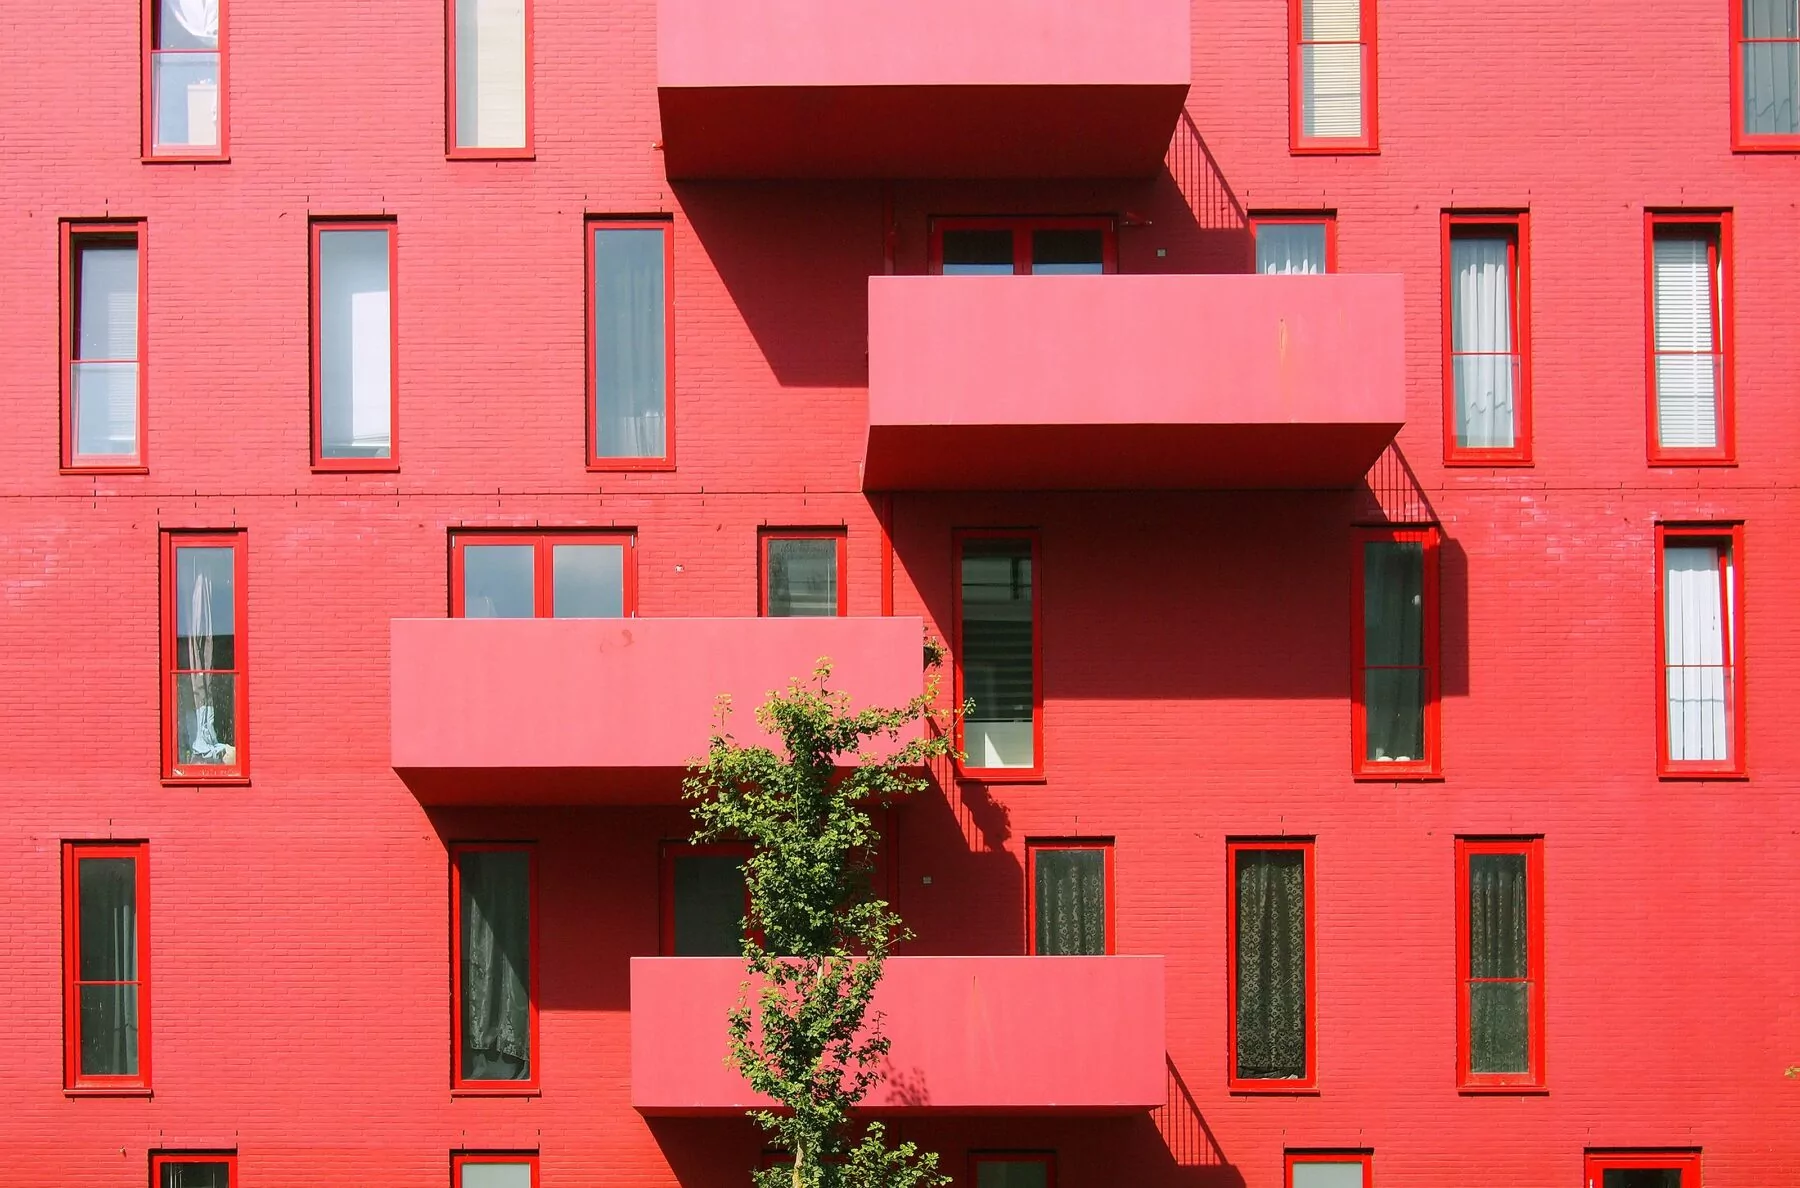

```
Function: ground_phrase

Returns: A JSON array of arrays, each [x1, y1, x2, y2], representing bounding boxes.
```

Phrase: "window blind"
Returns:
[[1664, 545, 1730, 762], [1302, 0, 1364, 138], [1652, 236, 1720, 450]]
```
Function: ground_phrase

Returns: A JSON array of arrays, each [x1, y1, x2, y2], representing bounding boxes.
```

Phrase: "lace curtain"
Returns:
[[1234, 850, 1306, 1079], [461, 851, 531, 1080], [1034, 849, 1106, 955], [1468, 853, 1529, 1072]]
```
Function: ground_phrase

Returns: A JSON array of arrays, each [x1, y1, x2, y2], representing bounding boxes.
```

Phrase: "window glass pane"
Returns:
[[767, 538, 839, 617], [1030, 230, 1104, 275], [1449, 234, 1517, 450], [174, 545, 238, 766], [79, 984, 139, 1076], [151, 0, 220, 153], [1467, 854, 1527, 979], [462, 545, 536, 618], [974, 1162, 1048, 1188], [1291, 1162, 1365, 1188], [1302, 0, 1361, 39], [78, 858, 137, 981], [1363, 668, 1422, 762], [72, 362, 140, 459], [552, 544, 625, 618], [673, 854, 749, 956], [318, 230, 393, 460], [160, 1162, 230, 1188], [593, 228, 668, 460], [1469, 981, 1529, 1073], [461, 1163, 534, 1188], [76, 243, 138, 361], [1652, 235, 1720, 450], [1256, 223, 1327, 274], [1363, 542, 1422, 665], [960, 538, 1034, 768], [1301, 44, 1363, 137], [941, 230, 1015, 275], [158, 0, 220, 49], [1034, 848, 1106, 955], [1234, 849, 1306, 1080], [1664, 546, 1730, 762], [455, 0, 527, 148], [459, 851, 531, 1082], [1601, 1171, 1684, 1188], [1743, 1, 1800, 134]]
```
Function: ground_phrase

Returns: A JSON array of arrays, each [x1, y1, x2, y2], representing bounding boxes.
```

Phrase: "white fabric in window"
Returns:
[[318, 230, 393, 459], [161, 0, 219, 46], [1664, 545, 1730, 762], [1450, 235, 1516, 449], [1743, 0, 1800, 135], [456, 0, 527, 149], [1291, 1163, 1366, 1188], [1301, 0, 1363, 138], [1256, 223, 1327, 274], [460, 1162, 532, 1188], [1652, 236, 1719, 449]]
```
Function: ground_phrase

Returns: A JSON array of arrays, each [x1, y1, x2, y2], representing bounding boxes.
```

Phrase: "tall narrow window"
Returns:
[[1027, 840, 1112, 955], [312, 221, 397, 468], [971, 1154, 1053, 1188], [955, 531, 1040, 777], [1656, 526, 1744, 776], [1291, 0, 1376, 152], [662, 843, 753, 956], [1444, 213, 1531, 463], [1585, 1152, 1701, 1188], [152, 1154, 235, 1187], [761, 530, 846, 617], [63, 222, 147, 470], [144, 0, 226, 159], [453, 1153, 539, 1188], [1352, 526, 1440, 778], [451, 532, 636, 618], [1287, 1153, 1371, 1188], [589, 220, 673, 468], [1456, 838, 1544, 1089], [453, 844, 536, 1089], [1228, 841, 1313, 1089], [1250, 214, 1335, 274], [450, 0, 531, 155], [931, 217, 1116, 275], [63, 842, 149, 1091], [1734, 0, 1800, 148], [1646, 214, 1733, 463], [162, 531, 247, 780]]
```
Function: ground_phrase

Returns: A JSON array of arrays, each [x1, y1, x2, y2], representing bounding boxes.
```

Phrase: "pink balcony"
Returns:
[[391, 617, 925, 805], [864, 273, 1407, 491], [656, 0, 1190, 179], [632, 955, 1165, 1114]]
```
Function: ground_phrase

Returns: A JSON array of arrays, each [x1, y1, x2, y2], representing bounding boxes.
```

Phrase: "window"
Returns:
[[588, 219, 673, 468], [152, 1154, 235, 1187], [1584, 1152, 1701, 1188], [1027, 840, 1112, 955], [1656, 525, 1745, 776], [453, 1153, 539, 1188], [1443, 213, 1531, 464], [1228, 840, 1314, 1089], [661, 842, 753, 956], [144, 0, 226, 159], [761, 530, 845, 616], [162, 531, 247, 780], [1456, 838, 1544, 1089], [1646, 213, 1734, 463], [62, 221, 147, 470], [453, 844, 536, 1090], [63, 842, 149, 1091], [1351, 526, 1440, 778], [1733, 0, 1800, 148], [954, 531, 1041, 777], [970, 1154, 1053, 1188], [451, 532, 636, 618], [1286, 1152, 1371, 1188], [1290, 0, 1377, 152], [311, 220, 397, 468], [930, 217, 1117, 275], [1250, 214, 1335, 274], [449, 0, 531, 156]]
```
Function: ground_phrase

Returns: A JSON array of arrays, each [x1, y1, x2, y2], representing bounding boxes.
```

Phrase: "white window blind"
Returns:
[[1301, 0, 1364, 139], [1652, 235, 1720, 449], [318, 230, 393, 459], [456, 0, 528, 149], [1664, 544, 1730, 762], [1449, 235, 1517, 449]]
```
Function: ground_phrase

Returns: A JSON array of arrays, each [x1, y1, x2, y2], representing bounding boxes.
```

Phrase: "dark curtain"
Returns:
[[77, 856, 139, 1076], [673, 854, 749, 956], [1468, 852, 1529, 1073], [1363, 540, 1424, 762], [1234, 849, 1306, 1080], [460, 851, 531, 1081], [1034, 848, 1106, 955]]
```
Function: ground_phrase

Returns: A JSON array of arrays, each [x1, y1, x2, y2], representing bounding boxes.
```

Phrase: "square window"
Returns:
[[1456, 838, 1544, 1089], [1229, 841, 1314, 1089], [453, 844, 537, 1090], [152, 1153, 236, 1188], [1286, 1152, 1371, 1188], [955, 531, 1041, 778], [162, 531, 247, 780], [1646, 214, 1734, 464], [971, 1154, 1053, 1188], [311, 221, 397, 468], [761, 530, 845, 617], [1443, 213, 1531, 464], [450, 0, 532, 156], [1351, 526, 1441, 778], [662, 842, 752, 956], [1290, 0, 1377, 152], [1586, 1152, 1701, 1188], [62, 222, 147, 470], [1733, 1, 1800, 149], [144, 0, 227, 159], [451, 532, 636, 618], [1655, 525, 1745, 776], [1027, 840, 1113, 955], [454, 1152, 539, 1188], [931, 218, 1116, 275], [64, 842, 150, 1090], [1250, 214, 1335, 274], [588, 220, 673, 467]]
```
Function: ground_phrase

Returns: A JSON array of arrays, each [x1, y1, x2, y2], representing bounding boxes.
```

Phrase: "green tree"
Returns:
[[684, 659, 954, 1188]]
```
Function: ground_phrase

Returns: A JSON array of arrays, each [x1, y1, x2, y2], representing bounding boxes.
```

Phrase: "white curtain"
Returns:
[[1743, 0, 1800, 135], [456, 0, 528, 148], [460, 1163, 533, 1188], [163, 0, 219, 45], [1450, 236, 1517, 449], [1652, 236, 1720, 449], [319, 230, 393, 459], [1665, 545, 1730, 762], [1256, 223, 1327, 274], [1302, 0, 1364, 138], [73, 243, 140, 457]]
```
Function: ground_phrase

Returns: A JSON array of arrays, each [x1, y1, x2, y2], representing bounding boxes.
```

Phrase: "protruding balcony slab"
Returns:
[[864, 273, 1407, 491]]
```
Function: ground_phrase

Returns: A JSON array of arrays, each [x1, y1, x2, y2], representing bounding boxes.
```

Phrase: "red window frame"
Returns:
[[1645, 212, 1735, 465], [161, 530, 249, 783], [1584, 1151, 1701, 1188], [310, 218, 400, 472], [449, 530, 638, 618], [446, 0, 536, 159], [63, 841, 151, 1093], [586, 217, 676, 471], [759, 528, 848, 616], [61, 219, 149, 473], [1025, 839, 1115, 955], [928, 216, 1119, 274], [952, 528, 1044, 782], [1442, 212, 1532, 466], [151, 1153, 236, 1186], [452, 1152, 540, 1188], [1730, 0, 1800, 151], [1454, 837, 1545, 1090], [1286, 1151, 1372, 1188], [659, 840, 755, 956], [969, 1153, 1055, 1188], [142, 0, 229, 162], [450, 842, 539, 1093], [1654, 524, 1746, 778], [1350, 525, 1441, 779], [1289, 0, 1379, 154], [1249, 212, 1338, 273], [1226, 838, 1316, 1092]]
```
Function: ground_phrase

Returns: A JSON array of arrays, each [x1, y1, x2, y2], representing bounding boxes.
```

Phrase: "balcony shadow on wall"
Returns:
[[1131, 110, 1253, 275], [890, 753, 1025, 956], [647, 1115, 766, 1188], [1139, 1057, 1245, 1188], [1355, 443, 1470, 697]]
